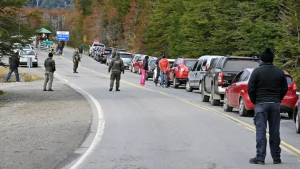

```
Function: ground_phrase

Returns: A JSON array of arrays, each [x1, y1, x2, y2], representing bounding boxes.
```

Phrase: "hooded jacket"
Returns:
[[159, 58, 169, 72], [142, 58, 149, 70], [109, 54, 124, 73], [248, 63, 288, 104], [9, 56, 20, 69]]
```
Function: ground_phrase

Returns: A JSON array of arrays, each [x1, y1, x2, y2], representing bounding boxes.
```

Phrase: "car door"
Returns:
[[134, 56, 141, 72], [188, 60, 199, 86], [205, 58, 219, 92], [193, 59, 203, 87], [235, 70, 250, 104], [170, 59, 179, 81], [231, 71, 244, 107]]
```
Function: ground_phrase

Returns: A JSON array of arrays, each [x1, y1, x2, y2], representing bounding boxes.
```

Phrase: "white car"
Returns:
[[89, 41, 105, 56], [153, 59, 175, 82], [19, 50, 38, 67]]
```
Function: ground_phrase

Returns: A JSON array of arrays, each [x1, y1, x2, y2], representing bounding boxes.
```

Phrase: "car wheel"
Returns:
[[223, 93, 233, 112], [132, 66, 135, 73], [130, 65, 132, 72], [186, 80, 193, 92], [210, 85, 220, 106], [198, 82, 202, 94], [201, 81, 209, 102], [296, 110, 300, 134], [173, 77, 179, 89], [239, 98, 249, 116]]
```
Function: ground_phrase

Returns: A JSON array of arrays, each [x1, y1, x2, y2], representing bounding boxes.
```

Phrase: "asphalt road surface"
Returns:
[[35, 48, 300, 169]]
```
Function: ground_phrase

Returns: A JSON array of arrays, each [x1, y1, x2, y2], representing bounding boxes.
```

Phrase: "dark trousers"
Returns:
[[154, 69, 160, 84], [254, 103, 281, 161], [73, 61, 78, 72], [110, 71, 121, 88], [5, 68, 19, 82]]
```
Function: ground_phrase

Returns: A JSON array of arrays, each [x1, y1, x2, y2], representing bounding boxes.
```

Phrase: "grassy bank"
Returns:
[[0, 67, 43, 83]]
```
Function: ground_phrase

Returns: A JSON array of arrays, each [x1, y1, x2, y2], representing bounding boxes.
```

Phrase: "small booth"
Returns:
[[35, 28, 52, 48]]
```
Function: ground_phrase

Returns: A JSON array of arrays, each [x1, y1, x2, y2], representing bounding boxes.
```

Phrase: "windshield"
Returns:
[[20, 50, 35, 55], [120, 54, 131, 58], [223, 60, 260, 71], [94, 44, 104, 47], [184, 60, 197, 68], [150, 60, 156, 66], [286, 76, 293, 85]]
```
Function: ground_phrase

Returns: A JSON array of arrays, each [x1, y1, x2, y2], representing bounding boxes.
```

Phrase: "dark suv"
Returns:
[[200, 55, 260, 105]]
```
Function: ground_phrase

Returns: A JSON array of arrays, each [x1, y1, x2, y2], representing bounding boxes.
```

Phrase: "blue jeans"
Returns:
[[160, 71, 168, 86], [5, 68, 20, 82], [254, 103, 281, 161]]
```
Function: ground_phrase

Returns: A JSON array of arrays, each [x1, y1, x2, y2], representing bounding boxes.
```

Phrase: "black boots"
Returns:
[[109, 88, 113, 91], [249, 158, 265, 165], [116, 88, 120, 91]]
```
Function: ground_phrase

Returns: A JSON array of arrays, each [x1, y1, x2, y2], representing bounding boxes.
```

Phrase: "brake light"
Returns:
[[206, 64, 209, 70], [110, 56, 112, 59], [293, 83, 297, 90], [35, 55, 38, 59], [218, 73, 224, 85], [148, 66, 151, 71]]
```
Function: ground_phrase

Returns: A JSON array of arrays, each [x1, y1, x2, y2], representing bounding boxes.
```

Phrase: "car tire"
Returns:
[[223, 93, 233, 112], [173, 77, 179, 89], [210, 85, 220, 106], [239, 98, 249, 116], [201, 81, 209, 102], [186, 80, 193, 92], [198, 82, 202, 94], [295, 109, 300, 134]]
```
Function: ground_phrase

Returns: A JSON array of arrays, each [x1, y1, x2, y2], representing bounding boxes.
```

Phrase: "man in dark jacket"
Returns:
[[154, 53, 164, 86], [108, 53, 124, 91], [73, 49, 80, 73], [5, 53, 20, 82], [248, 48, 288, 165], [43, 53, 56, 91]]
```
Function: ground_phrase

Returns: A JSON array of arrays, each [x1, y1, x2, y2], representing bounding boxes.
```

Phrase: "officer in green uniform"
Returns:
[[73, 49, 80, 73], [108, 52, 124, 91]]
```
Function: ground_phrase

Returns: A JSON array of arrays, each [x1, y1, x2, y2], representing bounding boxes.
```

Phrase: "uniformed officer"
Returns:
[[43, 53, 56, 91], [108, 52, 124, 91], [73, 49, 80, 73]]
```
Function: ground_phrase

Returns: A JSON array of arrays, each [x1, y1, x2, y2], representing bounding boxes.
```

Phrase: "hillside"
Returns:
[[27, 0, 74, 10]]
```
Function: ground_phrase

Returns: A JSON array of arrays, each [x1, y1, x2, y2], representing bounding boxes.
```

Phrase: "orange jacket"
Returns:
[[159, 59, 170, 72]]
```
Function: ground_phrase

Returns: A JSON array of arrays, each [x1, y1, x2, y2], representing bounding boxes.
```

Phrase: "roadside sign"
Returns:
[[57, 31, 69, 41], [42, 41, 53, 46]]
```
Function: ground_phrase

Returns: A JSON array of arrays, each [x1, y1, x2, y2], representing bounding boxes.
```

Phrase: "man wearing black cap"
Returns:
[[43, 53, 56, 91], [248, 48, 288, 165]]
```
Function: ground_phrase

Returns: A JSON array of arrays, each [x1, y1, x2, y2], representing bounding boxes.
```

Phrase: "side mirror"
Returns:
[[202, 66, 207, 71]]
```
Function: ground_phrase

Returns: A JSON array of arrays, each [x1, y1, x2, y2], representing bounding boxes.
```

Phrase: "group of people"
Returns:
[[139, 53, 170, 87], [4, 45, 289, 165]]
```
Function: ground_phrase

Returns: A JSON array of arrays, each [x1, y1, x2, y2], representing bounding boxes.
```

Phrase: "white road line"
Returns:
[[52, 72, 105, 169]]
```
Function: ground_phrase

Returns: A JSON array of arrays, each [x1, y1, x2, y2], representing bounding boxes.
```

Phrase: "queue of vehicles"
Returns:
[[88, 40, 300, 134]]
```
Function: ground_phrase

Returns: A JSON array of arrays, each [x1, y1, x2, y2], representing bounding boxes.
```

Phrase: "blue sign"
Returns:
[[57, 31, 69, 41]]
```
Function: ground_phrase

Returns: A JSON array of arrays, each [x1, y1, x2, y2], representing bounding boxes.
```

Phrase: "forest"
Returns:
[[2, 0, 300, 85]]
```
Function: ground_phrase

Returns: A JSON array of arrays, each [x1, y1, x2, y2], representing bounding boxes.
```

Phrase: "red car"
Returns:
[[223, 68, 298, 118], [293, 99, 300, 133], [168, 57, 197, 88], [132, 54, 147, 74]]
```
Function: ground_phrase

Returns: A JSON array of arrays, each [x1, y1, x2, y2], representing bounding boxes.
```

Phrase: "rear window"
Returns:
[[24, 45, 31, 49], [94, 44, 104, 47], [223, 60, 260, 71], [184, 60, 197, 68], [150, 60, 156, 66], [286, 76, 293, 85], [120, 54, 131, 58], [20, 50, 35, 55]]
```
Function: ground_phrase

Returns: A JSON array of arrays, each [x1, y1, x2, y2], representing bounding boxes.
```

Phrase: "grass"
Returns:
[[0, 67, 44, 83]]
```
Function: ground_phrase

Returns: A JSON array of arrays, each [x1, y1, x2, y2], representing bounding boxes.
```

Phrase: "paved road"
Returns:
[[36, 48, 300, 169]]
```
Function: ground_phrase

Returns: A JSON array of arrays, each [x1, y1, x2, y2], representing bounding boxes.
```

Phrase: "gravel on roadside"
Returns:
[[0, 78, 92, 169]]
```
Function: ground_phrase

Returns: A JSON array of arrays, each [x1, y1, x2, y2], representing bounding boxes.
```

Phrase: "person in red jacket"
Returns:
[[158, 55, 170, 88]]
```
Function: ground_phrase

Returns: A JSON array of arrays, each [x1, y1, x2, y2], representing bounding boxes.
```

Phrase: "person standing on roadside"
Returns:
[[154, 53, 163, 86], [248, 48, 288, 165], [108, 53, 124, 91], [158, 55, 169, 88], [5, 53, 20, 82], [58, 41, 63, 55], [43, 53, 56, 91], [73, 49, 80, 73], [78, 44, 83, 60], [140, 56, 149, 86]]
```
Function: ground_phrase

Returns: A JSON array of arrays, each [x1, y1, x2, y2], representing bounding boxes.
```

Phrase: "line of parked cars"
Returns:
[[87, 41, 300, 134]]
